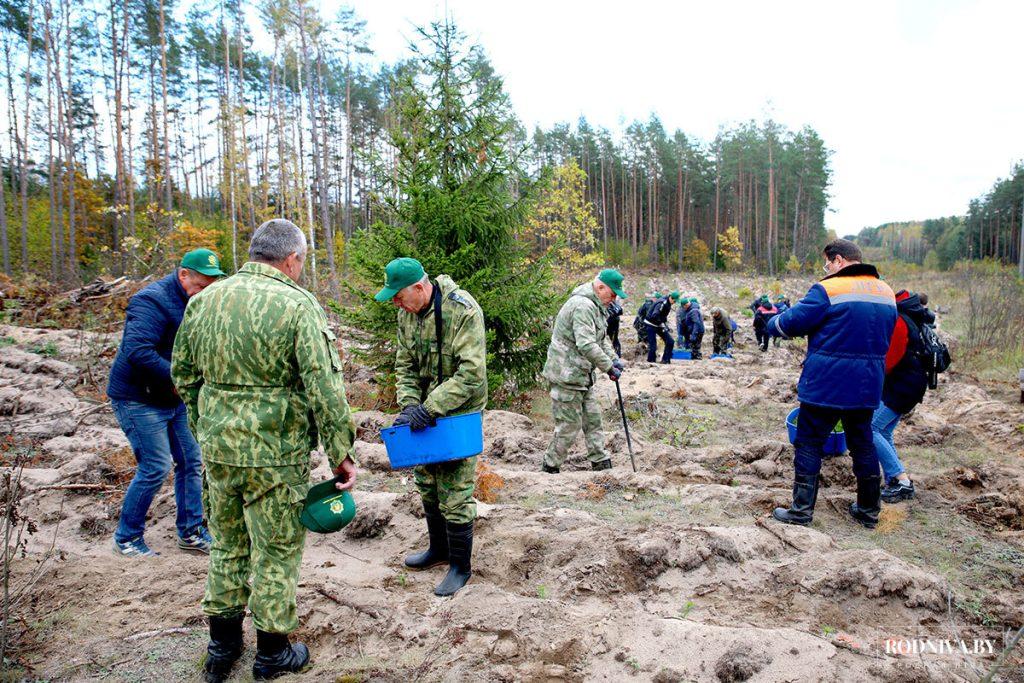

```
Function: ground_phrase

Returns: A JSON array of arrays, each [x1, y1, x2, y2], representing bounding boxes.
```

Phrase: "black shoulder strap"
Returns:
[[431, 280, 444, 384]]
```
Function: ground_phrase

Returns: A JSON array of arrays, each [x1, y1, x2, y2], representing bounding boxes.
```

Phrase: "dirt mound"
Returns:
[[2, 323, 1023, 680]]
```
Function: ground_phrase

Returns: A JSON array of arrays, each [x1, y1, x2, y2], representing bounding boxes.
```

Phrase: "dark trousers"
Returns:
[[608, 329, 621, 357], [645, 324, 674, 362], [755, 327, 769, 351], [793, 402, 877, 478], [689, 332, 703, 359]]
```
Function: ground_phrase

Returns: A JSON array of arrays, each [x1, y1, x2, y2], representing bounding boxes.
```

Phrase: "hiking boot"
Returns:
[[881, 477, 915, 503], [204, 613, 244, 683], [113, 536, 159, 558], [772, 472, 819, 526], [542, 463, 560, 474], [179, 525, 214, 554], [405, 501, 449, 569], [435, 521, 473, 597], [591, 459, 612, 471], [660, 359, 671, 365], [252, 630, 309, 680], [849, 476, 882, 528]]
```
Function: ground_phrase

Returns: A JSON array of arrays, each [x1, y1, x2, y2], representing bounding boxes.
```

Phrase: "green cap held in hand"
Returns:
[[375, 257, 426, 302], [597, 268, 627, 299], [180, 248, 226, 277], [300, 478, 357, 534]]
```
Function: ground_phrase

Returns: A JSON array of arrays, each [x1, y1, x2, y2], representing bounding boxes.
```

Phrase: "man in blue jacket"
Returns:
[[644, 291, 679, 363], [108, 248, 225, 557], [684, 298, 705, 359], [768, 239, 896, 529]]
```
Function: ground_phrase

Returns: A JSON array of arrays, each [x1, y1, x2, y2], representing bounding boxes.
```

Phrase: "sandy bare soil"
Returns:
[[1, 312, 1023, 682]]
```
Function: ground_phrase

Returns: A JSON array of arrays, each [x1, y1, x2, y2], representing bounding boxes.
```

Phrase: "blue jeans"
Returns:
[[793, 403, 877, 479], [871, 404, 905, 481], [112, 399, 204, 542]]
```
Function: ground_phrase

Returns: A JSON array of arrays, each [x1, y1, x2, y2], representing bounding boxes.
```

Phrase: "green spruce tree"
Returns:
[[341, 20, 556, 405]]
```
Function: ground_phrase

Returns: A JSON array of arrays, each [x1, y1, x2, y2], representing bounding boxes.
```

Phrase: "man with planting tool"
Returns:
[[377, 257, 487, 597], [542, 269, 628, 474]]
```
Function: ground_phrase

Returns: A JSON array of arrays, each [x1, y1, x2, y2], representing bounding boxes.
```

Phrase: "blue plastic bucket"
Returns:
[[381, 411, 484, 469], [785, 407, 846, 455], [672, 349, 692, 360], [710, 353, 734, 360]]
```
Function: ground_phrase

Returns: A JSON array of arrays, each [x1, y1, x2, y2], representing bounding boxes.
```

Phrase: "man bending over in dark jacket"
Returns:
[[107, 249, 225, 557], [768, 239, 897, 529]]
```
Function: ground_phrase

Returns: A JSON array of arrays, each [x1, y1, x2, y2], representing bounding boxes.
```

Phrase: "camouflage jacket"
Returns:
[[542, 283, 617, 390], [171, 261, 356, 470], [394, 274, 488, 417]]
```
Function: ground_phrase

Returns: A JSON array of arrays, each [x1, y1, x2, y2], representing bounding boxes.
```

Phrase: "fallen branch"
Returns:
[[35, 483, 115, 492], [326, 541, 370, 563], [124, 627, 196, 642], [73, 402, 109, 431], [753, 515, 806, 552], [315, 586, 381, 620]]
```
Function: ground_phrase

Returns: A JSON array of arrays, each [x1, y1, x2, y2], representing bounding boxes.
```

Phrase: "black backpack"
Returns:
[[915, 322, 951, 389], [633, 300, 651, 333]]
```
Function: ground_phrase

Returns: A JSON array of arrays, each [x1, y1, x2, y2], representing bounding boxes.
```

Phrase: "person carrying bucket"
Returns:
[[542, 269, 627, 474], [377, 257, 487, 597], [767, 239, 896, 529]]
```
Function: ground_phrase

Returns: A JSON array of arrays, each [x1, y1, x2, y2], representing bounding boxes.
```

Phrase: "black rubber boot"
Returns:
[[542, 463, 560, 474], [849, 476, 882, 529], [772, 472, 819, 526], [591, 459, 612, 471], [204, 613, 245, 683], [252, 630, 309, 680], [404, 501, 449, 569], [434, 521, 473, 596]]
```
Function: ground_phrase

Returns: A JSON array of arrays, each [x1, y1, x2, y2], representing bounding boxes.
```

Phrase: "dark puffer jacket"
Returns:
[[882, 291, 930, 414], [107, 271, 189, 407], [643, 295, 673, 327], [769, 263, 897, 409]]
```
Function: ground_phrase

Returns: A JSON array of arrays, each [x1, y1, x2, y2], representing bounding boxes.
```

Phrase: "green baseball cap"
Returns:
[[375, 257, 426, 302], [597, 268, 627, 299], [299, 478, 357, 534], [180, 248, 225, 277], [670, 291, 680, 301]]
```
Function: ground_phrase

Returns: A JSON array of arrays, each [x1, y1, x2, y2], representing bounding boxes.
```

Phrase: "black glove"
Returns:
[[612, 358, 625, 371], [608, 366, 622, 381], [408, 404, 437, 432], [392, 404, 417, 427]]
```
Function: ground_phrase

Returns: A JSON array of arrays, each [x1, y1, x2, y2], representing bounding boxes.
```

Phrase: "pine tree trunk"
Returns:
[[159, 0, 173, 237], [19, 0, 36, 272], [44, 6, 59, 280]]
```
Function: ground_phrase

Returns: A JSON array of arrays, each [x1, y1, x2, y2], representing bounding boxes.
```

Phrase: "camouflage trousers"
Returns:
[[713, 330, 731, 354], [544, 384, 608, 469], [414, 456, 477, 524], [202, 461, 309, 634]]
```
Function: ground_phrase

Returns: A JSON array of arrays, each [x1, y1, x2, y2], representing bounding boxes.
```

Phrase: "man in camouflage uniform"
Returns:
[[376, 257, 487, 597], [710, 307, 734, 355], [172, 219, 357, 682], [542, 269, 627, 474]]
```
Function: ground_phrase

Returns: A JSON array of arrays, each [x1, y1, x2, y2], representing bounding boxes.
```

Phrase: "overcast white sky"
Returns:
[[302, 0, 1021, 235]]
